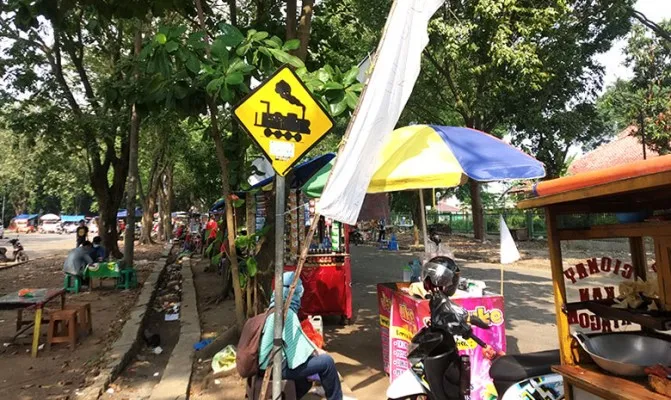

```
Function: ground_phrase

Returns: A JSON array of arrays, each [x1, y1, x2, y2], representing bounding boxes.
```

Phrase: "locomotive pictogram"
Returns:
[[254, 80, 311, 142]]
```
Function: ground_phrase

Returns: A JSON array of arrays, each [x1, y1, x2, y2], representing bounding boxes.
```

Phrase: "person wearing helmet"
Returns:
[[422, 256, 500, 360]]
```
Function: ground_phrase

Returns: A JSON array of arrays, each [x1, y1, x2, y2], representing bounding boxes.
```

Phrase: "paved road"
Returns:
[[326, 245, 635, 399], [0, 232, 77, 259]]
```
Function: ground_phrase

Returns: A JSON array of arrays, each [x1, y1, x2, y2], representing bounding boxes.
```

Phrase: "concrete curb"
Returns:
[[79, 257, 169, 400], [149, 257, 200, 400]]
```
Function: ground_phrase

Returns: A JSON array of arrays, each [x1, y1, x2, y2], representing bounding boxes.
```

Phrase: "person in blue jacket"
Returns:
[[88, 236, 107, 262]]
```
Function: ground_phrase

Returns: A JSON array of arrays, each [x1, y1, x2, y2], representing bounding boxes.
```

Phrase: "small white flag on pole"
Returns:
[[500, 215, 521, 264], [499, 215, 520, 295]]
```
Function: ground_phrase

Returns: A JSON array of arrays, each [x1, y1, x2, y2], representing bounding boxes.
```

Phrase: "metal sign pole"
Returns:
[[272, 174, 286, 399]]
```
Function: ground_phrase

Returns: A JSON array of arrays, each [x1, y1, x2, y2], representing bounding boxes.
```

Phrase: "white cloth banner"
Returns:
[[316, 0, 445, 224], [500, 215, 521, 264]]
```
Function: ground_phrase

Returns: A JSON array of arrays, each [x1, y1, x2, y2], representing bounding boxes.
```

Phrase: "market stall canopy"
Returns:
[[251, 153, 335, 191], [117, 208, 142, 218], [39, 213, 60, 221], [14, 214, 38, 221], [368, 125, 545, 192], [61, 215, 86, 223], [302, 126, 545, 196], [210, 153, 336, 212], [519, 154, 671, 212]]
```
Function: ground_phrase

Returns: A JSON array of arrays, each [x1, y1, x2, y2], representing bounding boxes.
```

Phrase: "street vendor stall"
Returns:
[[517, 154, 671, 400], [246, 153, 354, 322], [378, 282, 506, 399]]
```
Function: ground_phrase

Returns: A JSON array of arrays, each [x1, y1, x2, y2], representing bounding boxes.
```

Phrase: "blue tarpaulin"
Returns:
[[61, 215, 86, 223], [117, 208, 142, 218], [14, 214, 38, 221]]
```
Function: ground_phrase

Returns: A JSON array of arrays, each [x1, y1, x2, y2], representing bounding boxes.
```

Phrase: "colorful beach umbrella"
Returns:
[[302, 125, 545, 197]]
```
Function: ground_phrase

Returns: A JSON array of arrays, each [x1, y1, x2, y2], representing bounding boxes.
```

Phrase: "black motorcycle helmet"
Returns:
[[421, 256, 460, 296]]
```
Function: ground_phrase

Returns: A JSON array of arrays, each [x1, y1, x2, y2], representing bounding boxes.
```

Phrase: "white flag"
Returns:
[[317, 0, 445, 224], [500, 215, 521, 264]]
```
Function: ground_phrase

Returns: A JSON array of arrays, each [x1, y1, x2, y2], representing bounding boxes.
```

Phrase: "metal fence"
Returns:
[[389, 210, 548, 238]]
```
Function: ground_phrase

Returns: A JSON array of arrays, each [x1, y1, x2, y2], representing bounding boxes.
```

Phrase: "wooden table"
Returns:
[[0, 288, 66, 357], [553, 364, 668, 400]]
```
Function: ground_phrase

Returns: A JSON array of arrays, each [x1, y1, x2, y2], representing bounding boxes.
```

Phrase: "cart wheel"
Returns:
[[340, 316, 351, 325]]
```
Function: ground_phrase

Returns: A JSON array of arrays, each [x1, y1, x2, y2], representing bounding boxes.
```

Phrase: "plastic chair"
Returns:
[[116, 269, 138, 290], [64, 274, 81, 293]]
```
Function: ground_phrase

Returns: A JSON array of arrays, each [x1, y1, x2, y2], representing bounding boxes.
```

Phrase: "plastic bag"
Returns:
[[301, 319, 324, 349], [211, 345, 237, 376]]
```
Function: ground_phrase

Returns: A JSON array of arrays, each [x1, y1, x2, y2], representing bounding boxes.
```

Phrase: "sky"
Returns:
[[597, 0, 671, 90]]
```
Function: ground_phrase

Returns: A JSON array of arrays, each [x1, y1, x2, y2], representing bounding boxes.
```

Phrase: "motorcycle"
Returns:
[[0, 238, 29, 263], [387, 285, 564, 400], [349, 227, 364, 246]]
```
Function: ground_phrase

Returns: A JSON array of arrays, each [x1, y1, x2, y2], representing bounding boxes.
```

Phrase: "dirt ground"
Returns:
[[0, 244, 163, 400], [102, 262, 184, 400], [189, 258, 246, 400], [393, 231, 639, 267]]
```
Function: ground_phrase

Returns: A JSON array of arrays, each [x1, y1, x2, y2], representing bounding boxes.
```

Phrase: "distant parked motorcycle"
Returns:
[[0, 238, 29, 263]]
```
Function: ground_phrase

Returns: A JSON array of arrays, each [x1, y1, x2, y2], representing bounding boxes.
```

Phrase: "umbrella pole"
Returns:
[[419, 190, 428, 258]]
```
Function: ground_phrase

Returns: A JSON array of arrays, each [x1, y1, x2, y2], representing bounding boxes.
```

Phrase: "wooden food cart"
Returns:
[[517, 155, 671, 400]]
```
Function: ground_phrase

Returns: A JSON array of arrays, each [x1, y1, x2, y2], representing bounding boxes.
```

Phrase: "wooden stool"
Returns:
[[47, 309, 78, 350], [63, 303, 92, 336]]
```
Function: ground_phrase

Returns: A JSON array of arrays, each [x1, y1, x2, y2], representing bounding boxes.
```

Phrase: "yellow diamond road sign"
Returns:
[[233, 65, 335, 176]]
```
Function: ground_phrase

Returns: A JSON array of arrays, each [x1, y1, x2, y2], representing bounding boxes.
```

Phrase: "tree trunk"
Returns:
[[229, 0, 237, 26], [295, 0, 314, 61], [470, 180, 485, 241], [286, 0, 297, 40], [123, 28, 142, 266], [140, 193, 156, 244], [160, 166, 173, 241], [196, 0, 245, 329]]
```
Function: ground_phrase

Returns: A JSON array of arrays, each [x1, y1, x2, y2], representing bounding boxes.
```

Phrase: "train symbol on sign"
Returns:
[[254, 80, 312, 142]]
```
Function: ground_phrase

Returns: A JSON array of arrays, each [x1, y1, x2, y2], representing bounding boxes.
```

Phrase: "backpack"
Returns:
[[236, 308, 274, 378]]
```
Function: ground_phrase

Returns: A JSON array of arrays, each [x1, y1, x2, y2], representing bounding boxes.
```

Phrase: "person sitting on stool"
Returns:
[[88, 236, 107, 262], [259, 272, 350, 400], [63, 241, 93, 284]]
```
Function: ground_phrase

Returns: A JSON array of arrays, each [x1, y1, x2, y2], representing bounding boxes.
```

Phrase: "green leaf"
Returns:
[[187, 31, 206, 49], [330, 98, 348, 116], [139, 44, 154, 61], [247, 257, 258, 277], [345, 90, 359, 109], [155, 33, 167, 44], [165, 41, 179, 53], [211, 38, 229, 59], [219, 84, 233, 102], [186, 54, 200, 74], [263, 38, 280, 49], [252, 31, 269, 41], [218, 23, 245, 47], [231, 198, 245, 208], [225, 72, 244, 85], [347, 82, 364, 92], [236, 43, 252, 56], [267, 48, 305, 68], [342, 67, 359, 86], [206, 78, 223, 94], [324, 81, 344, 91], [282, 39, 300, 51], [212, 252, 222, 267]]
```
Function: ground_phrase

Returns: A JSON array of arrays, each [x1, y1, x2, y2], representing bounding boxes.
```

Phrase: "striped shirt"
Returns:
[[259, 309, 316, 370]]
